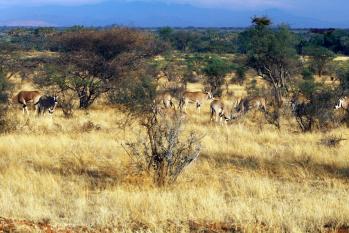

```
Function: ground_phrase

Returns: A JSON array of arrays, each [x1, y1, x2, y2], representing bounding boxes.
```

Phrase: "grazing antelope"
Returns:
[[179, 90, 213, 113], [335, 96, 349, 111], [210, 99, 230, 124], [154, 92, 174, 109], [236, 96, 266, 112], [14, 91, 42, 114], [37, 95, 58, 115], [232, 96, 267, 119]]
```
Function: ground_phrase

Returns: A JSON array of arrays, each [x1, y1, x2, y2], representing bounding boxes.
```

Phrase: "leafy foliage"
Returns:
[[303, 46, 335, 76], [239, 18, 299, 127], [202, 56, 233, 96], [0, 71, 13, 132], [37, 28, 161, 108], [109, 74, 157, 115], [292, 72, 338, 132]]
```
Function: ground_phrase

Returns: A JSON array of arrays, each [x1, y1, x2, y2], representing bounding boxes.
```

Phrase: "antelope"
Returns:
[[335, 96, 349, 111], [210, 99, 230, 124], [37, 95, 58, 115], [179, 90, 213, 113], [154, 92, 174, 109], [14, 91, 42, 114], [231, 96, 267, 119]]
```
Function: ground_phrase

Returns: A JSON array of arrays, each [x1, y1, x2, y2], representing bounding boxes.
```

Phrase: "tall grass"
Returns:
[[1, 105, 349, 232]]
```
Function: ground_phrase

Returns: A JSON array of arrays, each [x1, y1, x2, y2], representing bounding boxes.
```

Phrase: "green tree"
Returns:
[[304, 46, 335, 77], [158, 27, 173, 42], [238, 18, 299, 127], [336, 62, 349, 95], [0, 71, 13, 132], [202, 56, 232, 96], [251, 16, 272, 27], [37, 28, 161, 109]]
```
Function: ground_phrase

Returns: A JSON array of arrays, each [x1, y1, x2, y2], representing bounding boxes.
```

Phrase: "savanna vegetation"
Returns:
[[1, 18, 349, 232]]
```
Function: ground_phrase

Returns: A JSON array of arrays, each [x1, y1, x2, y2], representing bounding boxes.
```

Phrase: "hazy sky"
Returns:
[[0, 0, 347, 13], [0, 0, 341, 8], [0, 0, 348, 27]]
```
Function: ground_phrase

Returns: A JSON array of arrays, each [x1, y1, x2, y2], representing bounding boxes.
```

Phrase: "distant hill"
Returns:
[[0, 1, 347, 28]]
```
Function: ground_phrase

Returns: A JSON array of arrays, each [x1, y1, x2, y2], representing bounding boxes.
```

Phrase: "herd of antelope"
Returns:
[[12, 90, 58, 115], [11, 89, 349, 124], [154, 89, 268, 125], [154, 89, 349, 125]]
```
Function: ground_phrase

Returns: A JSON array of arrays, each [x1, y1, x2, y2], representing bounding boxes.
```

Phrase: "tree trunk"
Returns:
[[79, 96, 91, 109], [272, 86, 282, 129]]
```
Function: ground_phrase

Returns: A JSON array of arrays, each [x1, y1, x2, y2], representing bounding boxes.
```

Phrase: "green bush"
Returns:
[[0, 71, 13, 133]]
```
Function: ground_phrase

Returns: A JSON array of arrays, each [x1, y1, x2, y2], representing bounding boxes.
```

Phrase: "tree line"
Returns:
[[0, 18, 349, 131]]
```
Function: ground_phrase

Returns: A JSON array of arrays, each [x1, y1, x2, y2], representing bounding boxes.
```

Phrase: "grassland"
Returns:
[[1, 53, 349, 232], [1, 99, 349, 232]]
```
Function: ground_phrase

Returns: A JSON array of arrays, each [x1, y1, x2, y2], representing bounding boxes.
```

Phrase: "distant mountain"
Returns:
[[0, 1, 347, 28]]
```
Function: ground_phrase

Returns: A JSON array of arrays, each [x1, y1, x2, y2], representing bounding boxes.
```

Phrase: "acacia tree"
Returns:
[[239, 17, 299, 127], [202, 56, 232, 96], [0, 71, 13, 132], [38, 28, 160, 108], [303, 46, 335, 77]]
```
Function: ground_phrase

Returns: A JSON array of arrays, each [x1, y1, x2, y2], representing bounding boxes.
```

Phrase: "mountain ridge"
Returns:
[[0, 1, 347, 28]]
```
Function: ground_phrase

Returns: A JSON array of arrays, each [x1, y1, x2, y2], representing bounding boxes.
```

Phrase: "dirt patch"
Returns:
[[1, 217, 348, 233]]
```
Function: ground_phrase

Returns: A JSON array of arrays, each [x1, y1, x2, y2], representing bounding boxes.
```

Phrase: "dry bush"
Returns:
[[123, 114, 202, 186], [0, 106, 19, 133], [80, 120, 101, 133], [319, 135, 347, 147], [59, 92, 76, 118]]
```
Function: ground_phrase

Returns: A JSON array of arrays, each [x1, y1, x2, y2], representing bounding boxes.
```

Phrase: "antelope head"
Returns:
[[335, 97, 347, 110], [48, 94, 59, 114]]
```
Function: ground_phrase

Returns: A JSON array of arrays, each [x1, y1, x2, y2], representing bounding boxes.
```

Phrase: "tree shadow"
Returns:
[[201, 153, 349, 181]]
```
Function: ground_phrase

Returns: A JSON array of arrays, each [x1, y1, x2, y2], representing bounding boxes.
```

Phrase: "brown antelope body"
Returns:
[[210, 99, 230, 124], [15, 91, 42, 114], [236, 96, 266, 112], [232, 96, 267, 119], [154, 92, 174, 109], [179, 91, 213, 113]]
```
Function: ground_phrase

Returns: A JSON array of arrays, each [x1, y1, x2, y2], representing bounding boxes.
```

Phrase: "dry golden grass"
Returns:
[[334, 56, 349, 62], [1, 100, 349, 232]]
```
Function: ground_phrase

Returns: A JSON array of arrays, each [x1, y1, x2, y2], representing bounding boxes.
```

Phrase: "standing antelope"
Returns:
[[179, 91, 213, 113], [335, 96, 349, 111], [210, 99, 230, 124], [154, 92, 174, 109], [14, 91, 42, 114], [236, 96, 266, 112], [37, 95, 58, 115], [232, 96, 267, 119]]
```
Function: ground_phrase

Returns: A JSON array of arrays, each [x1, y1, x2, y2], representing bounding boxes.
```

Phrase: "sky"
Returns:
[[0, 0, 348, 27], [0, 0, 287, 8], [0, 0, 343, 9]]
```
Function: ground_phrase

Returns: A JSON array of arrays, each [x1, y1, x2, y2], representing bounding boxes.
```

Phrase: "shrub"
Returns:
[[319, 135, 346, 147], [0, 71, 13, 133], [292, 82, 338, 132], [123, 114, 202, 186], [203, 56, 232, 96]]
